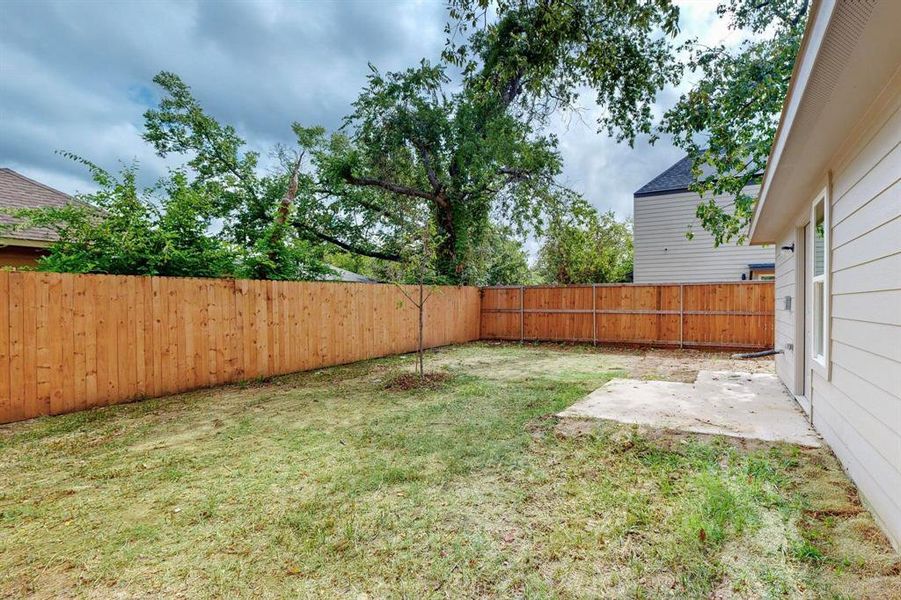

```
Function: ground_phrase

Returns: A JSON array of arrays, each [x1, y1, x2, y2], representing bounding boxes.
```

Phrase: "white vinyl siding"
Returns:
[[775, 94, 901, 547], [819, 98, 901, 546], [774, 228, 797, 396], [633, 187, 774, 283]]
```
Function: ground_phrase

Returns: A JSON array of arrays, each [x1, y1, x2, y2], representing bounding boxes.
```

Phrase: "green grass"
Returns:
[[0, 343, 897, 598]]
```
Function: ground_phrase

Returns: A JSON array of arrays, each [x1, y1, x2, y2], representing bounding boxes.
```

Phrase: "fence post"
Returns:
[[592, 284, 597, 346], [679, 284, 684, 349], [519, 286, 525, 343]]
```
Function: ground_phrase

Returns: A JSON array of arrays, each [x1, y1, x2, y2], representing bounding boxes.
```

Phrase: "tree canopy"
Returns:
[[143, 72, 333, 280], [312, 0, 684, 283], [307, 61, 564, 283], [657, 0, 809, 245], [6, 1, 709, 283], [536, 197, 633, 285], [3, 156, 236, 277], [445, 0, 682, 143], [448, 0, 809, 247]]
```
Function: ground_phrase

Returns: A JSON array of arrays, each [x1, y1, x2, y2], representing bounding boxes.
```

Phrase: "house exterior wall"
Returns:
[[773, 91, 901, 548], [633, 187, 774, 283], [774, 228, 797, 398], [0, 244, 46, 268]]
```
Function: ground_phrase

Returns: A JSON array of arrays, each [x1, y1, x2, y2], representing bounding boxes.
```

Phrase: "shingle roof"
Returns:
[[323, 267, 378, 283], [635, 154, 764, 198], [634, 155, 695, 197], [0, 168, 72, 243]]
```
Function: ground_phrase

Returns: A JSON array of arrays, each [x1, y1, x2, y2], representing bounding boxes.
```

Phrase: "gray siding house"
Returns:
[[750, 0, 900, 548], [633, 157, 774, 283]]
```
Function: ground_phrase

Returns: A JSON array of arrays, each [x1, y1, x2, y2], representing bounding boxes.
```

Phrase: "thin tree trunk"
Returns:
[[418, 279, 424, 378]]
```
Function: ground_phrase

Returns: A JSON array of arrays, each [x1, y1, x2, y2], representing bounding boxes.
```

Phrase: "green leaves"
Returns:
[[319, 60, 564, 283], [6, 161, 236, 277], [536, 196, 633, 285], [143, 72, 332, 280], [466, 225, 535, 286], [657, 0, 809, 245], [324, 1, 688, 282], [446, 0, 684, 145], [144, 72, 259, 196]]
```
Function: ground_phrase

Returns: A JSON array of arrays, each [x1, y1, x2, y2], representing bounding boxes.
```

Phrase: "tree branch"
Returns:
[[294, 222, 402, 261], [343, 173, 436, 201], [274, 152, 303, 227], [498, 166, 533, 183], [414, 142, 443, 195], [791, 0, 810, 27], [393, 282, 421, 307], [313, 187, 405, 224]]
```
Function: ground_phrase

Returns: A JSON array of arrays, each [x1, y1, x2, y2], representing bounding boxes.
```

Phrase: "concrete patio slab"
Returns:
[[558, 370, 821, 446]]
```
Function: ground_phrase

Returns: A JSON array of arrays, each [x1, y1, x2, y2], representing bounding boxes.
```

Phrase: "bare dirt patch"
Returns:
[[626, 348, 774, 381], [385, 372, 452, 391], [429, 341, 774, 385]]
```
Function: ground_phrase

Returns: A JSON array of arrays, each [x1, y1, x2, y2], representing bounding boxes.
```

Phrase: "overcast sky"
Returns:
[[0, 0, 744, 222]]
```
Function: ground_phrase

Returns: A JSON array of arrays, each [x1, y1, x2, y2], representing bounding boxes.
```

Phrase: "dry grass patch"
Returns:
[[0, 343, 896, 598]]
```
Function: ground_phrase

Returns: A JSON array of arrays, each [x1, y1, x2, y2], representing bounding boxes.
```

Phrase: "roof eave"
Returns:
[[750, 0, 901, 245], [0, 236, 53, 248], [633, 187, 690, 199]]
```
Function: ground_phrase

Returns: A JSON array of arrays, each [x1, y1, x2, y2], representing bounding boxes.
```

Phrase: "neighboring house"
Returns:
[[749, 0, 900, 548], [323, 266, 378, 283], [633, 156, 775, 283], [0, 168, 70, 268]]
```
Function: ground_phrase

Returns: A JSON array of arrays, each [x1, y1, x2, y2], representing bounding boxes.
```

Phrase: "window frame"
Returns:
[[809, 185, 831, 373]]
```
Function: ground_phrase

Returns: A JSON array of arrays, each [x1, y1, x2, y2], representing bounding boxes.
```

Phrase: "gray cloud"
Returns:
[[0, 0, 721, 222]]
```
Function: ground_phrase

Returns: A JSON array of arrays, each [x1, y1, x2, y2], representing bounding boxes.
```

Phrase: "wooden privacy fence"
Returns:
[[0, 272, 480, 424], [0, 274, 775, 425], [480, 282, 774, 350]]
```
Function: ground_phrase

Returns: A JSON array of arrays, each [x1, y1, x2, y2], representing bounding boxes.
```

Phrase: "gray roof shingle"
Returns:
[[634, 155, 695, 197], [0, 168, 72, 243], [635, 154, 763, 198]]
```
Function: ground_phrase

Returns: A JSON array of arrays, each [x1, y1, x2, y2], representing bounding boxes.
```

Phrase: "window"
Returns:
[[811, 196, 827, 364]]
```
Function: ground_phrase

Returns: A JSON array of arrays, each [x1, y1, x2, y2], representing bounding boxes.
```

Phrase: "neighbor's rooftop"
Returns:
[[634, 155, 695, 197], [634, 155, 760, 199], [0, 168, 72, 244]]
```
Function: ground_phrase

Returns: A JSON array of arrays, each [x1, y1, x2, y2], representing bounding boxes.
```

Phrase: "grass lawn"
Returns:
[[1, 343, 898, 598]]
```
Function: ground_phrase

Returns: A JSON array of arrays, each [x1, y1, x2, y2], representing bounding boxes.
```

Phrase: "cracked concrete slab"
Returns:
[[558, 370, 820, 447]]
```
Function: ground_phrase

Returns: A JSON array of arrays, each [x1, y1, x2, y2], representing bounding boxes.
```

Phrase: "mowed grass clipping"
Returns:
[[0, 343, 898, 598]]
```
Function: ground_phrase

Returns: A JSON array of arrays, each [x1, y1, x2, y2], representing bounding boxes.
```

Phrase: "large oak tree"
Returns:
[[310, 0, 683, 283]]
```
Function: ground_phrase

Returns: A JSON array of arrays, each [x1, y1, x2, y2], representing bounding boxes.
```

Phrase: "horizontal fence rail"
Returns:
[[0, 272, 480, 424], [480, 282, 774, 350]]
